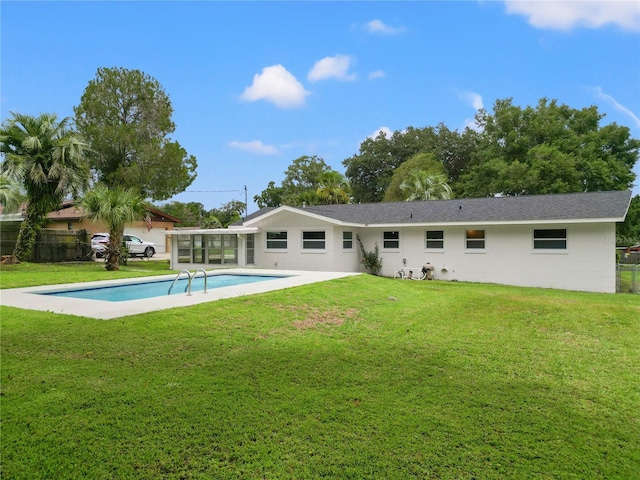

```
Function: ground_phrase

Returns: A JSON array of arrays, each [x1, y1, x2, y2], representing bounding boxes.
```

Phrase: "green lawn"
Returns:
[[1, 262, 639, 479], [0, 258, 174, 289]]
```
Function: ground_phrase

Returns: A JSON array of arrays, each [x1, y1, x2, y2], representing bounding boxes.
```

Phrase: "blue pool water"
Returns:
[[39, 274, 286, 302]]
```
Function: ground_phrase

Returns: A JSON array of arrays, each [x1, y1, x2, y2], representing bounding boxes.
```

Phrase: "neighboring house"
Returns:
[[2, 201, 181, 254], [166, 190, 631, 293]]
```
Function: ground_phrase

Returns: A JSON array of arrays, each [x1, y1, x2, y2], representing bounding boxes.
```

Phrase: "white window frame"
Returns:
[[465, 229, 485, 250], [533, 229, 567, 251], [246, 233, 255, 265], [342, 231, 353, 250], [383, 231, 400, 250], [266, 231, 287, 250], [425, 230, 444, 250], [302, 230, 326, 250]]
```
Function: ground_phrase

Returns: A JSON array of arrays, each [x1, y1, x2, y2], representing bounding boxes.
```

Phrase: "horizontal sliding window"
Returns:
[[266, 231, 287, 249], [426, 230, 444, 249], [383, 231, 400, 249], [534, 229, 567, 250], [303, 231, 325, 250], [466, 230, 485, 249]]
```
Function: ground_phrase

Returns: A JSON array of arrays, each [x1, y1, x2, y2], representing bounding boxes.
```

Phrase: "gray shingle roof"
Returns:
[[243, 190, 631, 226]]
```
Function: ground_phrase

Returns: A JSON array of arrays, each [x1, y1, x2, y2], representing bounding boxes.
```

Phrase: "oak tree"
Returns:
[[254, 155, 341, 207], [343, 125, 475, 203], [457, 98, 640, 197]]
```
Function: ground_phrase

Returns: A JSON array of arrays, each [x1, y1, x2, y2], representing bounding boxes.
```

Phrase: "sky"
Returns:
[[2, 1, 639, 214]]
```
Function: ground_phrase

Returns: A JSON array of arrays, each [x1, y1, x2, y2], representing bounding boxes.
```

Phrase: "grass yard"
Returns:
[[0, 258, 173, 289], [1, 262, 639, 479]]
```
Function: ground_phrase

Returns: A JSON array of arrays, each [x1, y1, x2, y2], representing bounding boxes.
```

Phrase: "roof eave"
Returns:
[[370, 217, 625, 227], [164, 227, 260, 235]]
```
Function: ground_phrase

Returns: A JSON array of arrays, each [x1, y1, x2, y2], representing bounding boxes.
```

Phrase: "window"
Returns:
[[177, 234, 238, 264], [343, 231, 353, 249], [192, 234, 204, 263], [266, 231, 287, 249], [383, 231, 400, 249], [246, 234, 255, 264], [466, 230, 485, 249], [303, 231, 326, 250], [206, 235, 222, 264], [223, 235, 238, 262], [177, 234, 192, 263], [426, 230, 444, 249], [534, 229, 567, 250], [206, 234, 237, 264]]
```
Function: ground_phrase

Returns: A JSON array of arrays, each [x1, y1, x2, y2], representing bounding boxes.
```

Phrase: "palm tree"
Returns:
[[400, 171, 453, 201], [316, 171, 351, 205], [80, 184, 148, 271], [0, 112, 89, 260], [201, 215, 222, 229], [0, 171, 25, 213]]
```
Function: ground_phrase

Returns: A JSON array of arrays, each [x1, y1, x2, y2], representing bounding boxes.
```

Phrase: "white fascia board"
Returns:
[[368, 218, 622, 228], [164, 227, 259, 236]]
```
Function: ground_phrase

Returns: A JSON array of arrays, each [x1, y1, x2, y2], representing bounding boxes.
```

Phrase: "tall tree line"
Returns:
[[342, 98, 639, 203], [254, 97, 638, 244]]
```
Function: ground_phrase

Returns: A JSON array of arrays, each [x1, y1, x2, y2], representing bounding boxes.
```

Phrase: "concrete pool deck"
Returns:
[[1, 269, 360, 320]]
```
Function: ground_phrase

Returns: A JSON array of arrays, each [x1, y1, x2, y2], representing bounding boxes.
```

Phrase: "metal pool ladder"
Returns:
[[168, 269, 208, 296]]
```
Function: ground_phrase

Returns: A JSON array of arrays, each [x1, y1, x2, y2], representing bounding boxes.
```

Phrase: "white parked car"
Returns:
[[91, 233, 156, 258]]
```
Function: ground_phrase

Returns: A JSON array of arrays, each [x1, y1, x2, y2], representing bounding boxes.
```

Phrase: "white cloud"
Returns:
[[458, 90, 484, 111], [308, 55, 357, 82], [457, 90, 484, 131], [229, 140, 280, 156], [368, 70, 386, 80], [240, 65, 309, 109], [504, 1, 640, 32], [368, 126, 393, 140], [592, 86, 640, 129], [364, 19, 406, 35]]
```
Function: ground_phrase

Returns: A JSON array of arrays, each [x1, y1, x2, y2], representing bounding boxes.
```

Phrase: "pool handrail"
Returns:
[[193, 268, 208, 294], [168, 269, 194, 296]]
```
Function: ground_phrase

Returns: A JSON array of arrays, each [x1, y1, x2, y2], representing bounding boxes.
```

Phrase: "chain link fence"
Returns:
[[617, 264, 640, 294]]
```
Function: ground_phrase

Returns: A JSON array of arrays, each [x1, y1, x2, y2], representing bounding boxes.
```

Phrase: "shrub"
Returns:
[[356, 234, 382, 275]]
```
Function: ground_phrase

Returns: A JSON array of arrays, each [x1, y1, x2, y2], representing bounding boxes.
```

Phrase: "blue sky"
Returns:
[[2, 1, 639, 213]]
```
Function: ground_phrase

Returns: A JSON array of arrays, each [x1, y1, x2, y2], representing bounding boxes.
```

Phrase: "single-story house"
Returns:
[[165, 190, 632, 293], [1, 201, 181, 254]]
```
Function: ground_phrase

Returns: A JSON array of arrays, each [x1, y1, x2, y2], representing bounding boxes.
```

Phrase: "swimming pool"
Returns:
[[39, 273, 286, 302], [2, 269, 359, 320]]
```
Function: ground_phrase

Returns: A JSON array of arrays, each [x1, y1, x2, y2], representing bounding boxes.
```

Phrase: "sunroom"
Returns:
[[165, 227, 259, 270]]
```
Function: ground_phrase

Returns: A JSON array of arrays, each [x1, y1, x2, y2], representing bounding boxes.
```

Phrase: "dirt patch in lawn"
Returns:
[[290, 305, 359, 329]]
